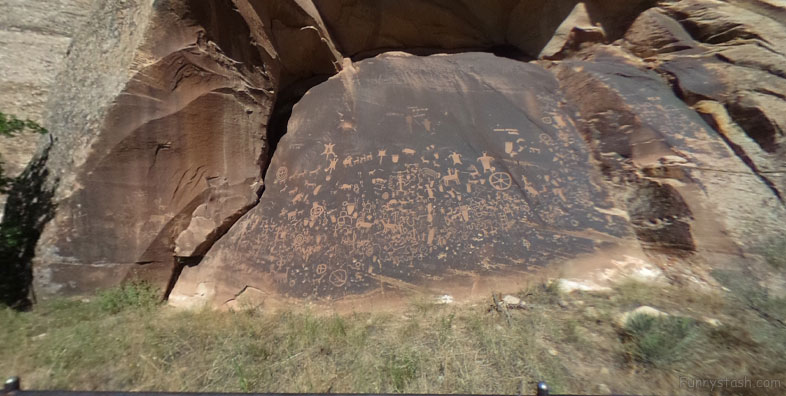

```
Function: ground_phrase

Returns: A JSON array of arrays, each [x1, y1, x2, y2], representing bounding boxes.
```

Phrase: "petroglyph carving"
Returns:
[[478, 152, 495, 173], [276, 167, 288, 183], [310, 202, 325, 218], [489, 172, 513, 191], [174, 54, 639, 303], [442, 168, 461, 185], [329, 269, 348, 286], [316, 264, 327, 275], [322, 143, 336, 160], [449, 151, 462, 165]]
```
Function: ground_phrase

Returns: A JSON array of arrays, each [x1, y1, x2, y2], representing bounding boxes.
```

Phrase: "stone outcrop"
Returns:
[[3, 0, 785, 308], [0, 0, 96, 219], [622, 0, 786, 198], [26, 0, 341, 297], [170, 52, 635, 307]]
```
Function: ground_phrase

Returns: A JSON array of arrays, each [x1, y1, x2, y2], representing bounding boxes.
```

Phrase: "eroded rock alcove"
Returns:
[[4, 0, 785, 309]]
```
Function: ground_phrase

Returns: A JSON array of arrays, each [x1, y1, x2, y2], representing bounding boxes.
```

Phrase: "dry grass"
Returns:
[[1, 276, 784, 396]]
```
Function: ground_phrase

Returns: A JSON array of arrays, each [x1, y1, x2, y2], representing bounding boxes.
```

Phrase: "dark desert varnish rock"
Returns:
[[170, 52, 633, 307]]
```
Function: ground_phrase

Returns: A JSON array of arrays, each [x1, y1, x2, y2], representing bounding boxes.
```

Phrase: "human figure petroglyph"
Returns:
[[326, 158, 338, 174], [478, 152, 495, 173], [322, 143, 336, 160]]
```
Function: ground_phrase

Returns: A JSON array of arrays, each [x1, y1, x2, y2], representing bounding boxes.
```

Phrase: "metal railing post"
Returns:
[[536, 381, 549, 396], [3, 377, 20, 395]]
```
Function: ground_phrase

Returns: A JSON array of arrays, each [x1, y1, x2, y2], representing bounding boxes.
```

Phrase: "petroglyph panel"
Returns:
[[174, 52, 632, 303]]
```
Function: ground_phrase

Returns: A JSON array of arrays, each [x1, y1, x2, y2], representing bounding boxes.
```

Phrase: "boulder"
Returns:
[[24, 0, 341, 297], [169, 52, 634, 307]]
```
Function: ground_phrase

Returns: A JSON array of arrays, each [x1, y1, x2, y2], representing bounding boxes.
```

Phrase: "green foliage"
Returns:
[[622, 314, 700, 367], [0, 111, 48, 194], [386, 351, 420, 393], [96, 282, 161, 314], [0, 111, 48, 137]]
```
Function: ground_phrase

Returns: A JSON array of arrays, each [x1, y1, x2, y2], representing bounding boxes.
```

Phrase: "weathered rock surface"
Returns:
[[623, 0, 786, 198], [26, 0, 340, 297], [0, 0, 96, 218], [170, 52, 634, 307], [3, 0, 785, 308]]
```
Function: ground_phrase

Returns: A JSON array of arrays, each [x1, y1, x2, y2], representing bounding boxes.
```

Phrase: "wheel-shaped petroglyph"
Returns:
[[489, 171, 512, 191], [329, 269, 348, 287], [316, 263, 327, 275]]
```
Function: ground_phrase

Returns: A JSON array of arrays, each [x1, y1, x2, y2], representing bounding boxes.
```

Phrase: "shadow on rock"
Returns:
[[0, 147, 55, 310]]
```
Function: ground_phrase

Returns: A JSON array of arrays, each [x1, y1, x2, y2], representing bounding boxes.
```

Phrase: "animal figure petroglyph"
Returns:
[[449, 151, 462, 165], [442, 168, 460, 185], [271, 271, 287, 284], [381, 219, 402, 233]]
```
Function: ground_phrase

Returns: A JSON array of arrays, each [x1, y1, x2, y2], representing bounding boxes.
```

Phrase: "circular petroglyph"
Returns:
[[329, 269, 348, 287], [539, 133, 554, 145], [316, 263, 327, 275], [276, 167, 288, 182], [310, 203, 325, 218], [489, 172, 512, 191]]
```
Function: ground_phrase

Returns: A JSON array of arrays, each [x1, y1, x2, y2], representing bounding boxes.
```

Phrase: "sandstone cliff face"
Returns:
[[5, 0, 785, 308], [0, 0, 96, 218]]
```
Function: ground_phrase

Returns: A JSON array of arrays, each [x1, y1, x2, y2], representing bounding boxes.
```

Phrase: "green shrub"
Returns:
[[622, 314, 700, 367], [96, 282, 161, 314], [386, 350, 420, 392], [0, 111, 47, 136], [0, 111, 48, 194]]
